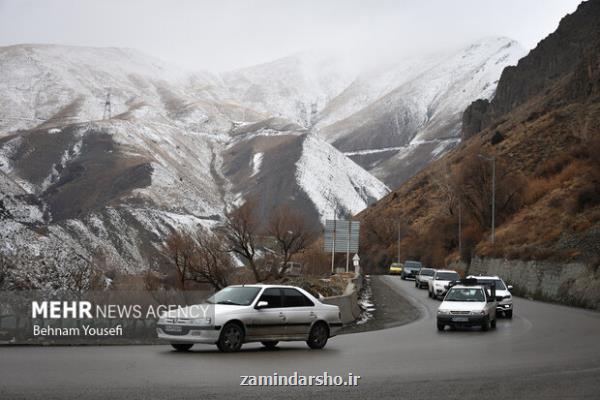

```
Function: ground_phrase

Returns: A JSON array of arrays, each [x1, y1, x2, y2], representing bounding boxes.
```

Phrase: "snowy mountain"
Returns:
[[221, 52, 357, 128], [0, 38, 525, 277], [316, 37, 527, 187], [0, 44, 389, 277]]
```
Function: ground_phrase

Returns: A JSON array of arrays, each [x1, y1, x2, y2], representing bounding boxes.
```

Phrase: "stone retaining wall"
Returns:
[[464, 257, 600, 309]]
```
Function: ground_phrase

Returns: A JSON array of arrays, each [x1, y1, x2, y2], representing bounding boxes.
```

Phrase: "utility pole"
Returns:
[[330, 203, 337, 274], [103, 89, 112, 120], [397, 221, 401, 264], [458, 202, 462, 258], [478, 154, 496, 244], [345, 219, 351, 273]]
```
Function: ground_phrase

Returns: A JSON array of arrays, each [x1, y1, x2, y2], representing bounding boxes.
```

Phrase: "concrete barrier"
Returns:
[[321, 275, 362, 324]]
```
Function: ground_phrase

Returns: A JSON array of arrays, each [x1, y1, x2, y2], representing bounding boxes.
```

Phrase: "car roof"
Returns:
[[450, 284, 486, 290], [435, 269, 458, 274], [467, 275, 502, 280], [228, 284, 299, 289]]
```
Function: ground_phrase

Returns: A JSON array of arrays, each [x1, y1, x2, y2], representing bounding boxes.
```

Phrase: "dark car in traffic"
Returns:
[[401, 260, 422, 280]]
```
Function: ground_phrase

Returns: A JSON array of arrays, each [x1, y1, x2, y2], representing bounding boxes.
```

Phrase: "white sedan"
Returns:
[[157, 284, 343, 352]]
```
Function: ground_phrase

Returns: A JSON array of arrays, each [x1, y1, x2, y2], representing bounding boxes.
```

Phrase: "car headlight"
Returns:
[[437, 309, 451, 315], [192, 317, 212, 325], [470, 310, 486, 315]]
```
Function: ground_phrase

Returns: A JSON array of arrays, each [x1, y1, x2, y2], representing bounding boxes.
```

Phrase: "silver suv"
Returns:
[[468, 275, 514, 318], [428, 270, 460, 299], [415, 268, 436, 289]]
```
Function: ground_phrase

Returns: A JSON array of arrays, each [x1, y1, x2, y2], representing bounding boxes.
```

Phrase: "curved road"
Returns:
[[1, 276, 600, 399]]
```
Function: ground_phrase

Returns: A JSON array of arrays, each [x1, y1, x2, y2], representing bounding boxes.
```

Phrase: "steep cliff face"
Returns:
[[462, 0, 600, 137]]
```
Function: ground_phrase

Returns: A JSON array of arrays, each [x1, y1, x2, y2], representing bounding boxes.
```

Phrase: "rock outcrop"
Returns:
[[461, 0, 600, 138]]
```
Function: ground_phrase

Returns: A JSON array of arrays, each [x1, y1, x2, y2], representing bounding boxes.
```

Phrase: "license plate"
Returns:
[[452, 317, 468, 322], [164, 325, 182, 333]]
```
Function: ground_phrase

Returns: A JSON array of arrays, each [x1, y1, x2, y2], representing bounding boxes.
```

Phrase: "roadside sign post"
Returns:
[[331, 218, 336, 274], [325, 219, 360, 274]]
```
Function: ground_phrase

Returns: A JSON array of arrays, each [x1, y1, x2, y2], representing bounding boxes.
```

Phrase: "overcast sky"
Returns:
[[0, 0, 584, 71]]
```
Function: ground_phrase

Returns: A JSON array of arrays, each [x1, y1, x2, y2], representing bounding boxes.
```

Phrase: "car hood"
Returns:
[[495, 289, 511, 297], [432, 279, 454, 286], [161, 303, 249, 320], [439, 301, 486, 312]]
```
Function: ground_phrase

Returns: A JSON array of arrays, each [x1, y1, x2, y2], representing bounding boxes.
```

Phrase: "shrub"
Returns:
[[534, 153, 573, 178], [525, 178, 554, 205]]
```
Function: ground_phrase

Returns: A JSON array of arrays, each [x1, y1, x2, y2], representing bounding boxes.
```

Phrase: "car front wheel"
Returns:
[[171, 343, 193, 352], [217, 322, 244, 352], [481, 317, 491, 331], [307, 322, 329, 350]]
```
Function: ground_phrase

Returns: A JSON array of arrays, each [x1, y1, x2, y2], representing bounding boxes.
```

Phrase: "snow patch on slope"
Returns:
[[296, 134, 389, 221]]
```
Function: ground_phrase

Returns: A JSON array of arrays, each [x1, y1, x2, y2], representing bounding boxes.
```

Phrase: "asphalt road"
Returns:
[[1, 275, 600, 399]]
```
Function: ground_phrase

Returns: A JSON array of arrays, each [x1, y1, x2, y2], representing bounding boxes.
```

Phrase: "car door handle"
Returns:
[[279, 312, 287, 321], [309, 311, 317, 319]]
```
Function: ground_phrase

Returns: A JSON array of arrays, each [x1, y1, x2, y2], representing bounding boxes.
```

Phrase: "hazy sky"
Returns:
[[0, 0, 584, 71]]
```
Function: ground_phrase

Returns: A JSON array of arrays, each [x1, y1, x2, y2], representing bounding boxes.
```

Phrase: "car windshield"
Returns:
[[435, 272, 459, 281], [475, 279, 507, 290], [405, 261, 422, 269], [420, 269, 435, 276], [206, 287, 261, 306], [445, 288, 485, 302]]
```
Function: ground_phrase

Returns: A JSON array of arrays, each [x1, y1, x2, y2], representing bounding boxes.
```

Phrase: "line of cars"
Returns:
[[391, 261, 514, 331]]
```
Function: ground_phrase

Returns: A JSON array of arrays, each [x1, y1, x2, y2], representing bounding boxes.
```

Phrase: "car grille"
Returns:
[[158, 325, 190, 336], [450, 311, 470, 315]]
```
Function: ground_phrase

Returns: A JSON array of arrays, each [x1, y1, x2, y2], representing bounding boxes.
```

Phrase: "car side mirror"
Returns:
[[508, 285, 513, 291], [255, 301, 269, 309]]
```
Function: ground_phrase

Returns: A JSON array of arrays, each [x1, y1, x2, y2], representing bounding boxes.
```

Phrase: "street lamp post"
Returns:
[[478, 154, 496, 244], [458, 202, 462, 258], [397, 221, 401, 264]]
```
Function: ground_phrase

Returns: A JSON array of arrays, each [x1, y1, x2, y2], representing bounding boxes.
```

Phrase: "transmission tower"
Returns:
[[103, 89, 112, 120]]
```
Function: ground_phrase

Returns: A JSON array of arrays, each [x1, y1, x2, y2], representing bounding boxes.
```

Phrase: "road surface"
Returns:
[[1, 275, 600, 399]]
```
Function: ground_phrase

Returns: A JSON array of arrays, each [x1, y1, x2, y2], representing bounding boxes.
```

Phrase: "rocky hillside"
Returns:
[[358, 0, 600, 275]]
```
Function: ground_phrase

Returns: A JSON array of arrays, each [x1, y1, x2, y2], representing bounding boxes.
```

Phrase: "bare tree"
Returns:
[[223, 199, 262, 282], [164, 231, 196, 289], [189, 233, 233, 290], [163, 229, 234, 290], [455, 153, 526, 229], [431, 161, 459, 217], [267, 205, 315, 277], [0, 254, 8, 288]]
